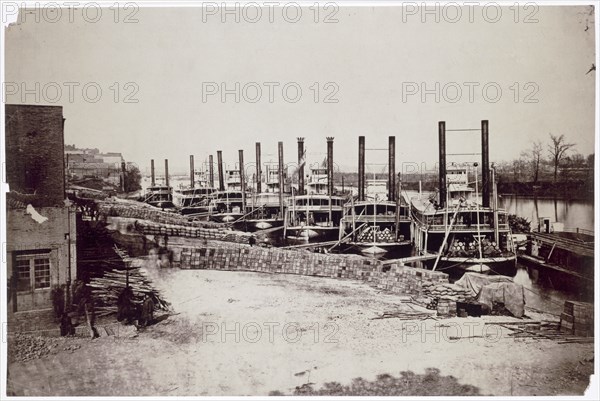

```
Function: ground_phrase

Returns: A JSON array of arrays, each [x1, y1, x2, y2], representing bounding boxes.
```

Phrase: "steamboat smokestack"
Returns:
[[438, 121, 446, 208], [150, 159, 155, 186], [239, 149, 245, 208], [388, 136, 396, 202], [255, 142, 262, 193], [297, 137, 305, 195], [217, 150, 225, 191], [481, 120, 490, 208], [327, 137, 334, 196], [358, 136, 365, 201], [189, 155, 195, 188], [209, 155, 214, 188], [164, 159, 170, 188], [121, 161, 126, 192], [278, 141, 284, 215]]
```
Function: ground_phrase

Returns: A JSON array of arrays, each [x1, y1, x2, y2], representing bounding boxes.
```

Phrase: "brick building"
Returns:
[[5, 104, 77, 315]]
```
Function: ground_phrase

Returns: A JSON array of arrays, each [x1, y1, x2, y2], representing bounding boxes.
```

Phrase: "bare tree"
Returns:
[[547, 134, 575, 184], [531, 141, 543, 183]]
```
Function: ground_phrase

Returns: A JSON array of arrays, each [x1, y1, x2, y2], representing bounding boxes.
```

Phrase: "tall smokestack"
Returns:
[[189, 155, 195, 188], [278, 141, 284, 215], [388, 136, 396, 202], [164, 159, 170, 187], [297, 137, 305, 195], [327, 137, 334, 196], [255, 142, 262, 193], [217, 150, 225, 191], [239, 149, 245, 209], [438, 121, 446, 208], [358, 136, 365, 201], [481, 120, 490, 208], [150, 159, 155, 186], [209, 155, 214, 188], [121, 161, 126, 192]]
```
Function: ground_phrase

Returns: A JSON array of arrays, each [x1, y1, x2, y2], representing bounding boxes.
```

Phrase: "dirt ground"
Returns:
[[7, 267, 596, 396]]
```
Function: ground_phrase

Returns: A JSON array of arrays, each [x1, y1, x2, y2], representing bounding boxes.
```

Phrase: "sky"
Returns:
[[3, 3, 597, 175]]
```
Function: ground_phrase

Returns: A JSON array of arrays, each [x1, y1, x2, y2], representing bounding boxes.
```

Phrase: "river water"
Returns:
[[499, 195, 595, 313]]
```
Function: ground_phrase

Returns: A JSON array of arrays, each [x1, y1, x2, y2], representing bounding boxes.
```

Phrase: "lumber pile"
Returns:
[[89, 267, 170, 312], [560, 300, 594, 337]]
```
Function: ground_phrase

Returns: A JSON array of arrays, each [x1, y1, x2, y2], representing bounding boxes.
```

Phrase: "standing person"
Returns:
[[248, 235, 256, 247], [139, 293, 155, 327]]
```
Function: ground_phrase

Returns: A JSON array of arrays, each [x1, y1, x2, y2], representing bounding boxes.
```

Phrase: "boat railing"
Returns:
[[426, 223, 510, 232]]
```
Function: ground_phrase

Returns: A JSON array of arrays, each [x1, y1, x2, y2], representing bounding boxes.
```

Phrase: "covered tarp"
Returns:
[[455, 272, 525, 317], [477, 282, 526, 317], [455, 272, 514, 298]]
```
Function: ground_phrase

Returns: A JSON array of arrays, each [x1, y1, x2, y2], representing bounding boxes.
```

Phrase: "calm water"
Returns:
[[499, 195, 594, 232], [500, 195, 595, 310]]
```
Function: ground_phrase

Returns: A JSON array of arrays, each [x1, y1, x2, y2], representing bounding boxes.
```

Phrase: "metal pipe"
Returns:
[[358, 136, 365, 201], [209, 155, 214, 188], [164, 159, 169, 187], [481, 119, 490, 208], [388, 136, 396, 202], [255, 142, 262, 193], [150, 159, 155, 186], [189, 155, 195, 188], [297, 137, 305, 195], [239, 150, 245, 210], [327, 137, 334, 196], [278, 141, 284, 217], [217, 150, 225, 191], [438, 121, 446, 208]]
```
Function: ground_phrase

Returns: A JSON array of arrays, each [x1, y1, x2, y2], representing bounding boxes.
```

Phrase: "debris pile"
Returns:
[[7, 333, 76, 363]]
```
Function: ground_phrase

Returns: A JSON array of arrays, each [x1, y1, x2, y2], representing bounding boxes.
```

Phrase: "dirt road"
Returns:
[[7, 268, 595, 396]]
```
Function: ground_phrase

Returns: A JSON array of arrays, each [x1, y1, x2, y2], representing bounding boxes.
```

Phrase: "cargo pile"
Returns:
[[97, 201, 221, 229], [179, 243, 450, 297], [180, 244, 379, 280], [560, 300, 594, 337], [135, 221, 251, 244], [373, 264, 449, 295], [422, 282, 474, 302], [358, 227, 396, 243], [447, 238, 503, 257]]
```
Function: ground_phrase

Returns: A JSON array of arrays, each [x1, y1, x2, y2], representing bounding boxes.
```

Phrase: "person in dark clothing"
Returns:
[[117, 286, 135, 324], [248, 235, 256, 247], [139, 294, 155, 327]]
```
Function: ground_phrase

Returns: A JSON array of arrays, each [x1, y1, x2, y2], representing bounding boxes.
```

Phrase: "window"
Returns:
[[15, 253, 51, 291], [34, 258, 51, 289], [16, 259, 31, 291]]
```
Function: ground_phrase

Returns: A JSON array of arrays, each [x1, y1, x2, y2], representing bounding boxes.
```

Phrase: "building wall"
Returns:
[[5, 105, 65, 207], [6, 207, 77, 314]]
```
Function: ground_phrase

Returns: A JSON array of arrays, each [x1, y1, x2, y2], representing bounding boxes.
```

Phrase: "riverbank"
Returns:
[[6, 268, 594, 396]]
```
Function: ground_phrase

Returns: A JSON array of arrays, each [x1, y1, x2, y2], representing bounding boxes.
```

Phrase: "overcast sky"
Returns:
[[4, 4, 596, 175]]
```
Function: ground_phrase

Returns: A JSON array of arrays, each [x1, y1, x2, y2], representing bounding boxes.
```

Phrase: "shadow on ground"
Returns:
[[269, 368, 481, 396]]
